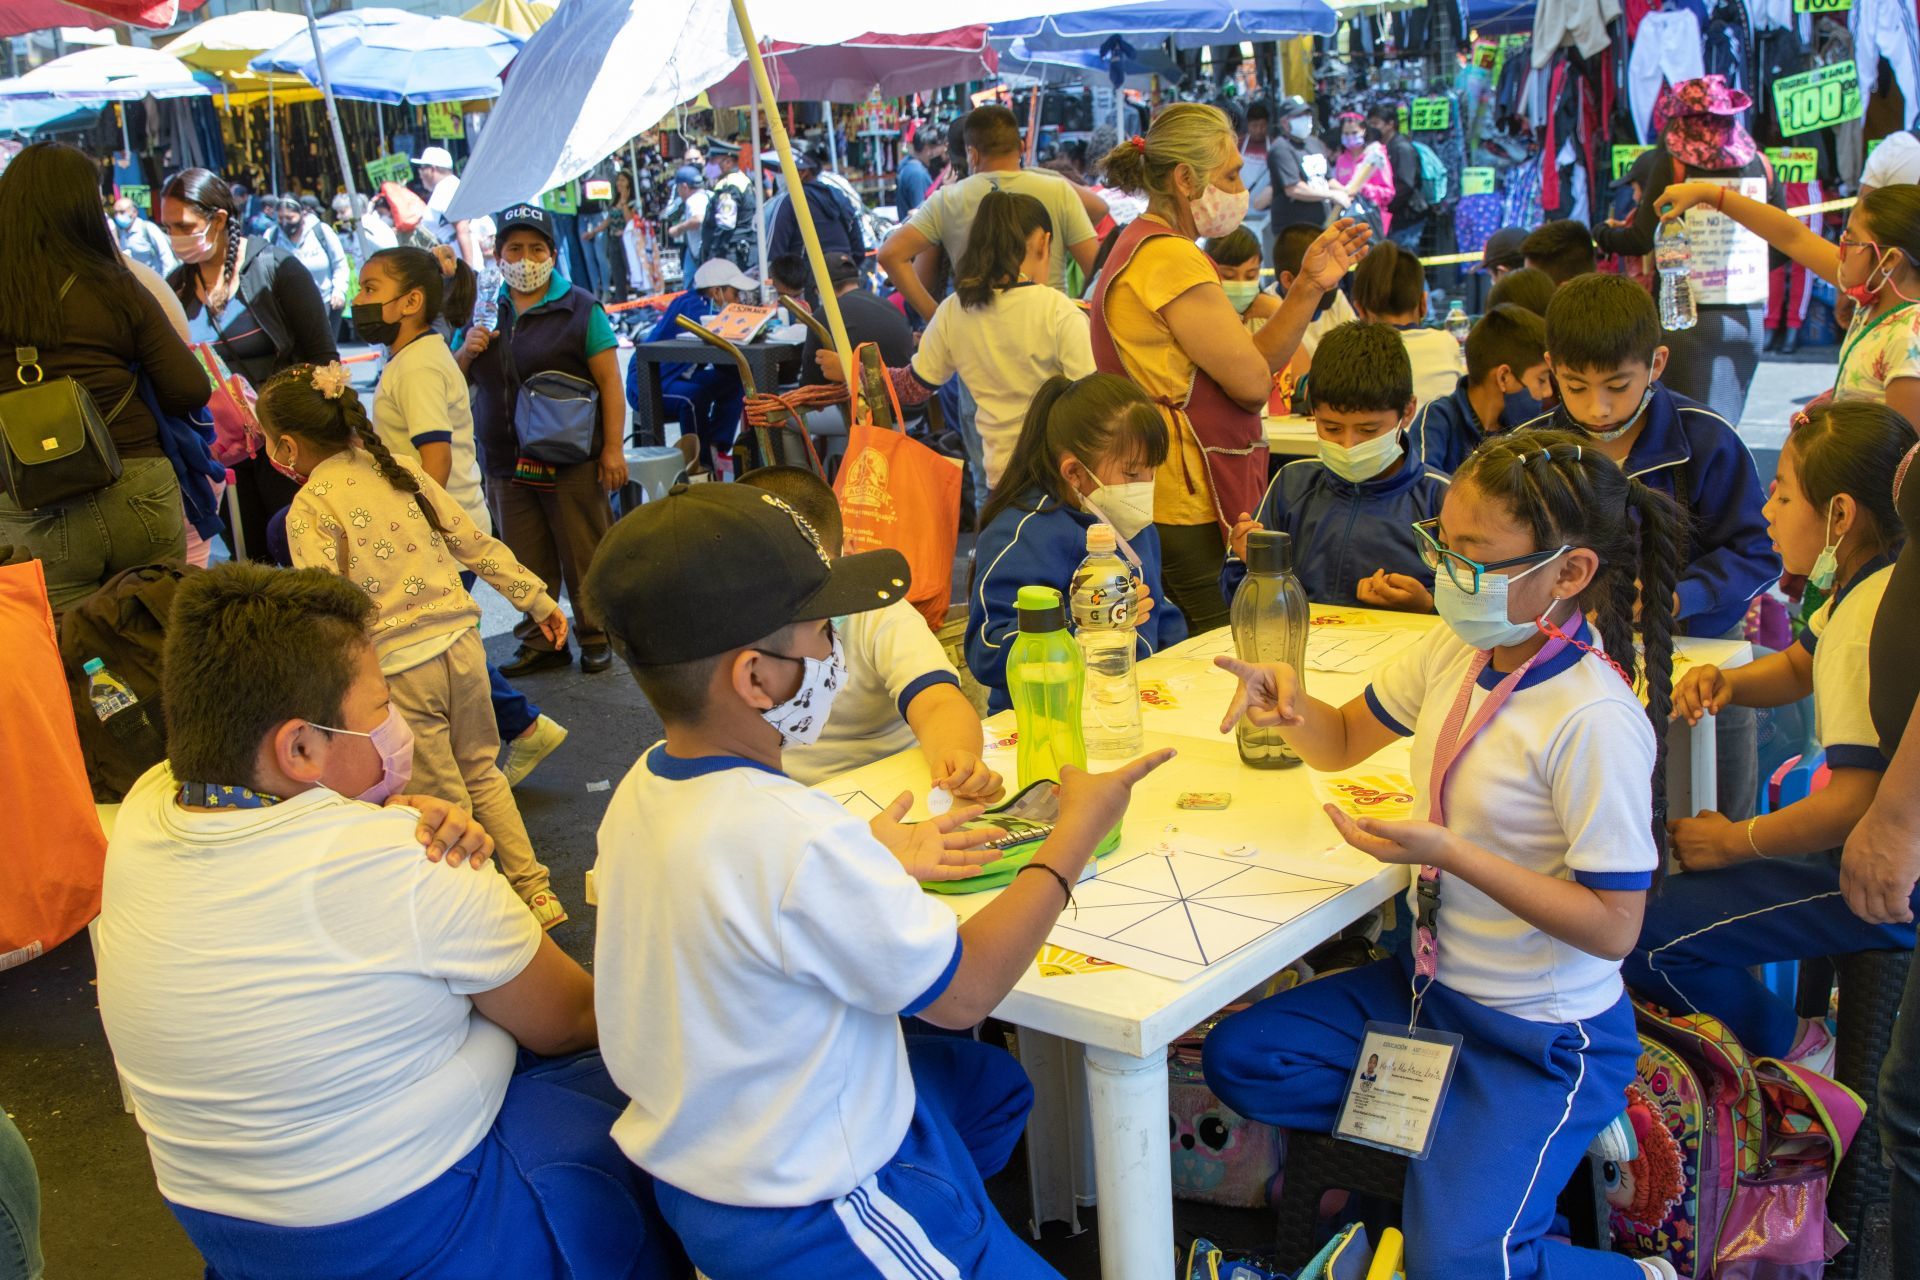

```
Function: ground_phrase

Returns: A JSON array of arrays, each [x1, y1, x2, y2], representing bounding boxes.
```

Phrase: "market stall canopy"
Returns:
[[461, 0, 553, 38], [992, 0, 1339, 48], [448, 0, 1159, 220], [250, 8, 523, 104], [162, 9, 311, 92], [703, 27, 998, 107], [0, 95, 99, 134], [0, 44, 213, 99], [0, 0, 177, 38], [997, 36, 1179, 83]]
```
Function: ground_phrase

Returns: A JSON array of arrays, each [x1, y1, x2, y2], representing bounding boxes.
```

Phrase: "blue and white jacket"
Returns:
[[966, 489, 1188, 713], [1219, 439, 1450, 609], [1412, 375, 1530, 476], [1519, 384, 1780, 638]]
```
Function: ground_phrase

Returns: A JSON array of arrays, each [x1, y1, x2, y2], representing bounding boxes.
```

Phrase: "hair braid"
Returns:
[[1627, 476, 1684, 872], [341, 390, 453, 540]]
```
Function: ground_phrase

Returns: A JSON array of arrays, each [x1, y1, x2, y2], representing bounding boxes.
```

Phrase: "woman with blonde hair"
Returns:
[[1095, 103, 1370, 632]]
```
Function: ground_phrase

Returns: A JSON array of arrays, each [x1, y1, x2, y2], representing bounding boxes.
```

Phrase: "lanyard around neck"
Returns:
[[1837, 300, 1918, 389]]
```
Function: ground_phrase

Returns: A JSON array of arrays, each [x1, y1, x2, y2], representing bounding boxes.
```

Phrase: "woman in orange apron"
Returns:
[[1092, 104, 1370, 633]]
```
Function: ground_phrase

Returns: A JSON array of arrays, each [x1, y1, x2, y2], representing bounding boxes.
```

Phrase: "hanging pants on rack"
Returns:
[[1766, 181, 1824, 334], [1628, 10, 1707, 140]]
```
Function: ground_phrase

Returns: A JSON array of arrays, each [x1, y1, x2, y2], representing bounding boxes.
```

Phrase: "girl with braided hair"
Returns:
[[160, 168, 338, 563], [259, 362, 571, 928], [1203, 431, 1687, 1279], [1626, 400, 1917, 1067]]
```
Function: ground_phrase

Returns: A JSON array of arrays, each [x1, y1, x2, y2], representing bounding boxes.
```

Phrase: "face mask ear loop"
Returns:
[[1078, 492, 1146, 570]]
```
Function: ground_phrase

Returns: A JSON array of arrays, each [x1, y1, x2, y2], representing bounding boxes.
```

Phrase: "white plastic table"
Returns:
[[818, 607, 1749, 1280], [1264, 413, 1319, 458]]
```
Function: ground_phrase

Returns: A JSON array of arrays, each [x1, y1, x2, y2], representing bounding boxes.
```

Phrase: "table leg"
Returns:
[[1687, 712, 1717, 818], [1083, 1044, 1173, 1280], [639, 361, 669, 449], [1019, 1030, 1088, 1238]]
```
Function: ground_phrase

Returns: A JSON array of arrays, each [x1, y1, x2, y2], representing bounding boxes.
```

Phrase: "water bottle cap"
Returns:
[[83, 658, 103, 674], [1245, 529, 1295, 575], [1085, 522, 1117, 554], [1015, 585, 1068, 632]]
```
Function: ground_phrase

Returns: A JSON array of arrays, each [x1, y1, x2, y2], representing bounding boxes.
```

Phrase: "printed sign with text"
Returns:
[[1765, 147, 1819, 184], [1612, 144, 1654, 181], [1773, 61, 1864, 136]]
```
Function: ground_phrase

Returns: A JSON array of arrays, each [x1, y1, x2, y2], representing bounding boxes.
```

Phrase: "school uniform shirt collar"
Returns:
[[1473, 613, 1592, 691], [1541, 383, 1691, 475], [644, 742, 786, 781]]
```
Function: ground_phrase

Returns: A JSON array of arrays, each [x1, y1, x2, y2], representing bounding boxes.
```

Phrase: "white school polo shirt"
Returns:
[[594, 746, 963, 1208], [1802, 559, 1894, 773], [370, 333, 491, 536], [784, 600, 963, 786], [95, 764, 541, 1226], [1363, 618, 1659, 1024]]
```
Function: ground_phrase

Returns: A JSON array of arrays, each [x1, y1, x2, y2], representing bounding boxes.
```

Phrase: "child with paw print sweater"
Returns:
[[261, 361, 570, 928]]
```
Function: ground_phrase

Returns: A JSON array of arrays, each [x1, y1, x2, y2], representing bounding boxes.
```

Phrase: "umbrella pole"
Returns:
[[376, 101, 385, 154], [268, 78, 280, 194], [749, 51, 767, 303], [300, 0, 359, 208], [118, 102, 130, 160], [731, 0, 854, 401], [822, 100, 838, 172]]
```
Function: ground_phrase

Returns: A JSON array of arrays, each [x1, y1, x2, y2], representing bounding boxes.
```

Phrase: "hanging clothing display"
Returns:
[[1816, 17, 1866, 178], [1535, 0, 1623, 67], [1629, 11, 1708, 141], [1703, 0, 1757, 96], [1765, 178, 1823, 337], [1851, 0, 1920, 128]]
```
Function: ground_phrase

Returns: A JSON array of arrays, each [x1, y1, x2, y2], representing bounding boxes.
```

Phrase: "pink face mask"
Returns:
[[312, 705, 414, 804]]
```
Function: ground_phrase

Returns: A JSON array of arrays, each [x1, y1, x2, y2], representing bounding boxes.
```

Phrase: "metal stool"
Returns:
[[1272, 1130, 1610, 1267], [1796, 948, 1908, 1280]]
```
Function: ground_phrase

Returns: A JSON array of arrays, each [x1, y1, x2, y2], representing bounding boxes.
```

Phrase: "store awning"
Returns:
[[0, 0, 176, 38], [250, 7, 522, 104], [702, 28, 998, 108], [161, 10, 312, 94], [992, 0, 1339, 48], [460, 0, 552, 39], [0, 44, 213, 100]]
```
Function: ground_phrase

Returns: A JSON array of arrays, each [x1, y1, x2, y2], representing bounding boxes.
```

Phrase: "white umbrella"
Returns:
[[0, 44, 211, 100]]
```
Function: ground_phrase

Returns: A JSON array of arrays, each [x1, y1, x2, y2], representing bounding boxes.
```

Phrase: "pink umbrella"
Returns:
[[0, 0, 180, 35], [701, 26, 996, 107]]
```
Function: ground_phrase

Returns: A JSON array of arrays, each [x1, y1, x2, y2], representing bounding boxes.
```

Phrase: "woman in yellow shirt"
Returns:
[[1093, 104, 1369, 633]]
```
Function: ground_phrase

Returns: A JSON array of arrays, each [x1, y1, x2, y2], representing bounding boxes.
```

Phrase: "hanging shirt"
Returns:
[[1832, 302, 1920, 403]]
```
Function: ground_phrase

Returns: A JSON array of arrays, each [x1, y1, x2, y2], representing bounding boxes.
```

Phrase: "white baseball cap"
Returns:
[[692, 259, 759, 292], [412, 146, 455, 170]]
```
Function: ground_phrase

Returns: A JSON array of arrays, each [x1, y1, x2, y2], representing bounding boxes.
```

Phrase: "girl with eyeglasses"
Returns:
[[1204, 431, 1686, 1279], [1657, 181, 1920, 426]]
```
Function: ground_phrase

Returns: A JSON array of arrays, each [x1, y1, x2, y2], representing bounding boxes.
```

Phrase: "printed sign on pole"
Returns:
[[426, 102, 465, 141]]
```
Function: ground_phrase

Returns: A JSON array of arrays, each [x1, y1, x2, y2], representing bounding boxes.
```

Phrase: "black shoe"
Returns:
[[1764, 328, 1784, 352], [500, 645, 572, 677], [1780, 328, 1802, 354], [580, 644, 614, 673]]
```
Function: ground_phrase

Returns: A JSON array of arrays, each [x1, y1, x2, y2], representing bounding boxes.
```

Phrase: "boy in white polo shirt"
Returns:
[[584, 484, 1171, 1280], [739, 465, 1002, 799]]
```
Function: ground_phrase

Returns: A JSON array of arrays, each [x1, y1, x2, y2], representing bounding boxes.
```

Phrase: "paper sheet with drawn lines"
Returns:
[[1174, 626, 1419, 674], [1047, 846, 1353, 982]]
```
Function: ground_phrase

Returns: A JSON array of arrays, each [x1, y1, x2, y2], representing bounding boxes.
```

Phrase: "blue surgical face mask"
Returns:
[[1431, 551, 1568, 650], [1809, 497, 1842, 592], [1503, 385, 1547, 425]]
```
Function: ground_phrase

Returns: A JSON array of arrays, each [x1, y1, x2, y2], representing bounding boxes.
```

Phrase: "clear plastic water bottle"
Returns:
[[1006, 585, 1087, 789], [1656, 220, 1698, 332], [1230, 531, 1309, 769], [83, 657, 161, 750], [1070, 523, 1144, 758], [1444, 298, 1472, 347], [474, 263, 503, 331]]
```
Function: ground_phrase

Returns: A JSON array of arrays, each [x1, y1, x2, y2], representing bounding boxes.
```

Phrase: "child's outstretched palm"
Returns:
[[869, 792, 1005, 883], [1298, 219, 1373, 292]]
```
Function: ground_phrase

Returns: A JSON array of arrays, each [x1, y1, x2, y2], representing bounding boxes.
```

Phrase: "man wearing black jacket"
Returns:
[[1367, 104, 1428, 251]]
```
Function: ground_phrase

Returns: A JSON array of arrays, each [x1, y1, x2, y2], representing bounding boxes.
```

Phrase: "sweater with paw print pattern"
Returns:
[[287, 447, 556, 676]]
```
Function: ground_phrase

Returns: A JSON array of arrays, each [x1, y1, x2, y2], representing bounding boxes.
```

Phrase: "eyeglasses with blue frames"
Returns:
[[1412, 518, 1570, 595]]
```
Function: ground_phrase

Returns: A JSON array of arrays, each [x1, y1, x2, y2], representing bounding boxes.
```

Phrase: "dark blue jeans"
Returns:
[[0, 1105, 41, 1280], [1884, 949, 1920, 1253]]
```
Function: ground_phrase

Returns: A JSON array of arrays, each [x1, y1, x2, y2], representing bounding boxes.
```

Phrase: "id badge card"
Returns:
[[1332, 1022, 1463, 1161]]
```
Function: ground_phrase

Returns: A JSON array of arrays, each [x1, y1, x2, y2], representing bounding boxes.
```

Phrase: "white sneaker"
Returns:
[[502, 715, 568, 787], [1637, 1257, 1680, 1279], [528, 890, 568, 931]]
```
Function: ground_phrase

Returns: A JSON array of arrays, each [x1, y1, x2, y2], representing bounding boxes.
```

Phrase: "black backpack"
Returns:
[[58, 562, 193, 801], [702, 172, 760, 272]]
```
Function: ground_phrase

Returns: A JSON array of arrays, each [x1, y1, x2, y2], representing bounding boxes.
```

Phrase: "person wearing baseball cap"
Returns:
[[626, 257, 754, 474], [1479, 226, 1527, 278], [667, 164, 709, 288], [584, 483, 1171, 1280], [411, 145, 480, 270], [458, 198, 628, 676]]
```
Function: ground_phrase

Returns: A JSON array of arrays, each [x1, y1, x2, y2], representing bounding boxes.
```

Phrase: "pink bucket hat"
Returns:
[[1654, 75, 1758, 170]]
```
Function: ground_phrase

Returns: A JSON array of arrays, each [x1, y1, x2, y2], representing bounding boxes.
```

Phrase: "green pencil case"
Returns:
[[923, 778, 1122, 894]]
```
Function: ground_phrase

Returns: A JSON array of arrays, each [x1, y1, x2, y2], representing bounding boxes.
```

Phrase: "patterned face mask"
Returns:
[[758, 630, 845, 748]]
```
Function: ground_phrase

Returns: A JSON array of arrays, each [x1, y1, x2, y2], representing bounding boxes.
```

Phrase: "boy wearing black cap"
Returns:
[[585, 485, 1169, 1279]]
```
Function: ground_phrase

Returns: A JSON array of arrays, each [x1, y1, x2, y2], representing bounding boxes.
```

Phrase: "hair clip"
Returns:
[[309, 362, 350, 400], [1130, 134, 1147, 153]]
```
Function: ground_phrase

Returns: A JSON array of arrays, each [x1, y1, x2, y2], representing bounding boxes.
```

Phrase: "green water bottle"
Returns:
[[1007, 585, 1087, 789]]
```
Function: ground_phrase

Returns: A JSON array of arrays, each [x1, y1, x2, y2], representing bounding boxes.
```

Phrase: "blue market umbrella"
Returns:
[[993, 0, 1338, 48], [251, 7, 522, 104], [0, 96, 100, 136]]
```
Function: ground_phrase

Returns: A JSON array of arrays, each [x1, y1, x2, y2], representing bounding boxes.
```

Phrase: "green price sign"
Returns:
[[1793, 0, 1851, 13], [426, 101, 465, 141], [539, 181, 578, 216], [1471, 41, 1499, 73], [1765, 147, 1819, 183], [120, 183, 150, 213], [1500, 32, 1529, 48], [1460, 167, 1495, 196], [1611, 144, 1654, 181], [1773, 61, 1863, 136], [1397, 106, 1409, 133], [1409, 96, 1452, 131], [364, 153, 414, 188]]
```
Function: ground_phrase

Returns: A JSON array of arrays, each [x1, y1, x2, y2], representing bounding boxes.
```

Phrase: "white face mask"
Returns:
[[1080, 475, 1156, 539], [1317, 426, 1406, 483], [760, 631, 846, 749], [1190, 182, 1250, 239], [1431, 553, 1568, 650], [500, 257, 554, 294], [1287, 115, 1314, 140], [1809, 497, 1842, 592]]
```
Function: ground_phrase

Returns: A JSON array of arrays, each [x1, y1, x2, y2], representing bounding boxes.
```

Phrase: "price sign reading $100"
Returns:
[[1772, 61, 1864, 136]]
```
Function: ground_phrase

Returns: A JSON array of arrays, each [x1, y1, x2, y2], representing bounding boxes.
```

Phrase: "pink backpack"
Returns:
[[1622, 1000, 1864, 1278]]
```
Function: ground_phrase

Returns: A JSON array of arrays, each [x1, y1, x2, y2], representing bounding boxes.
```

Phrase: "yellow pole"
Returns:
[[728, 0, 857, 404]]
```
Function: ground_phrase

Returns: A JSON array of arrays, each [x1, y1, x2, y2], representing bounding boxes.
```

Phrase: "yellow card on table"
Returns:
[[1035, 945, 1125, 977], [1318, 772, 1417, 822]]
